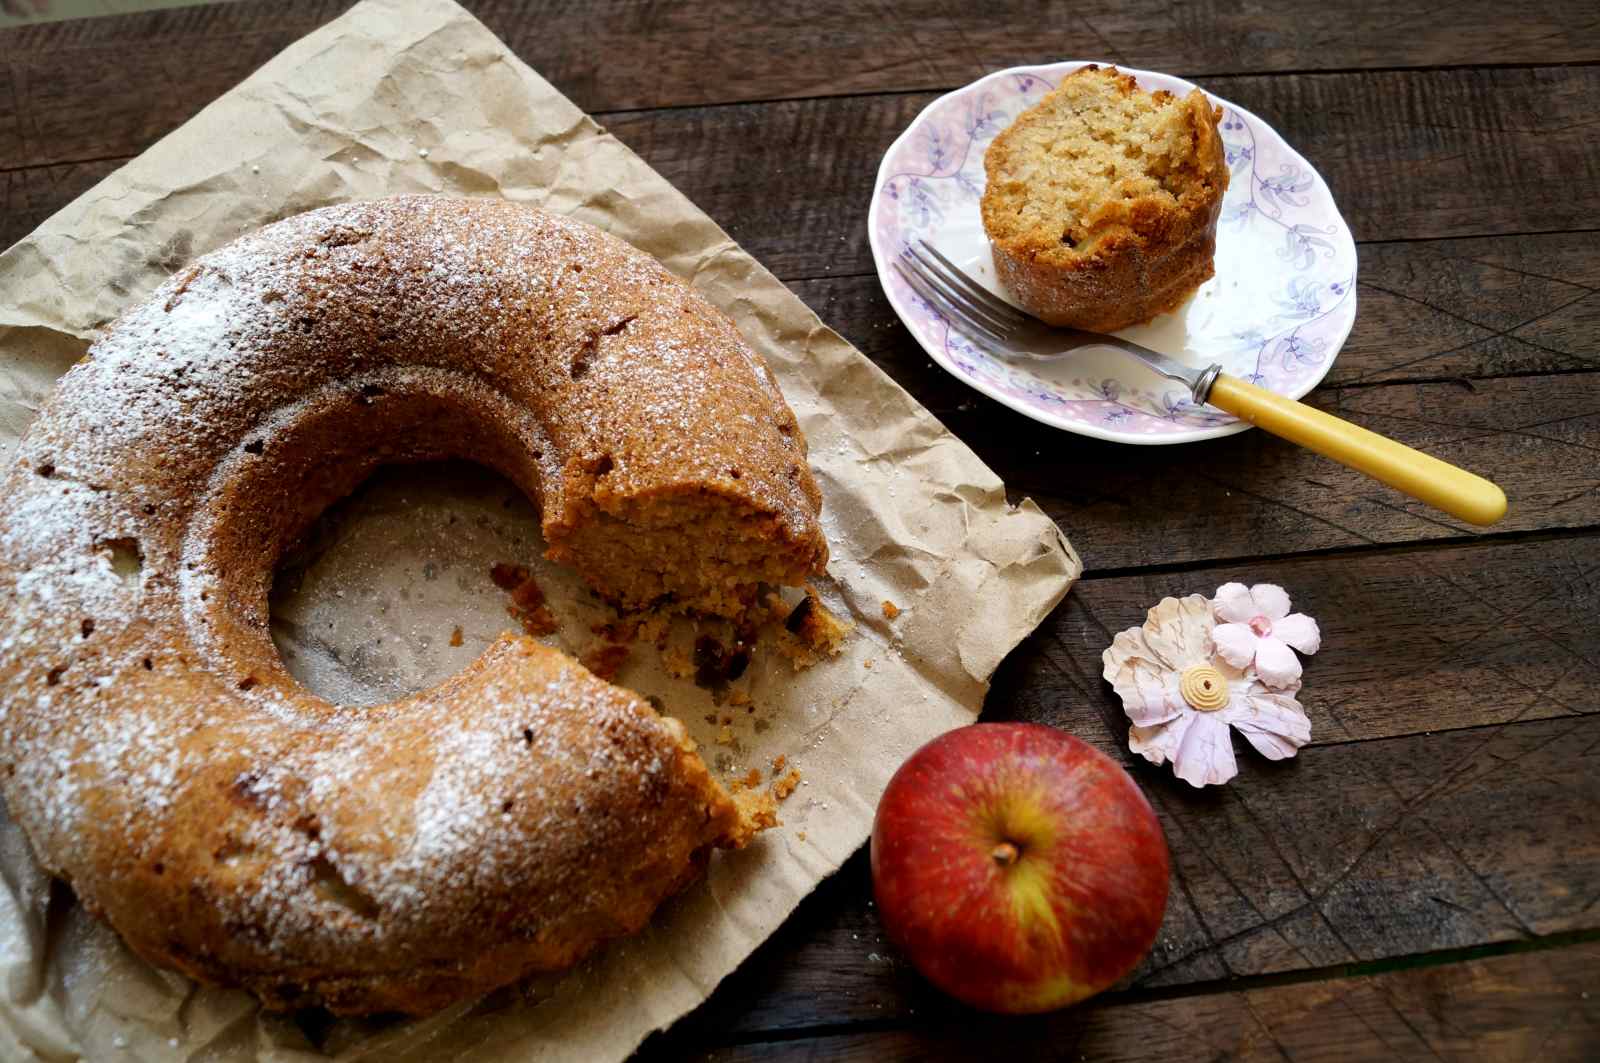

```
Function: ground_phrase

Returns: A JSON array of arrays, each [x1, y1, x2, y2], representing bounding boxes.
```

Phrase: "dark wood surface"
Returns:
[[3, 2, 1597, 1059]]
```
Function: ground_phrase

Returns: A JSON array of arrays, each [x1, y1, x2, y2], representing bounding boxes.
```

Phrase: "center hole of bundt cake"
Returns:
[[269, 461, 557, 707]]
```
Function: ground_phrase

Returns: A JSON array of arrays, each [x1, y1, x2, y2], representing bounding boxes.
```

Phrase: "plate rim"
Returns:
[[866, 59, 1360, 446]]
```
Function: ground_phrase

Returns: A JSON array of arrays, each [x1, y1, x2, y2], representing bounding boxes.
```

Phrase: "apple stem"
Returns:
[[990, 841, 1020, 867]]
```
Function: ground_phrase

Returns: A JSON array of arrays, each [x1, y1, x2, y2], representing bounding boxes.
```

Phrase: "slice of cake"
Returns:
[[980, 65, 1229, 332]]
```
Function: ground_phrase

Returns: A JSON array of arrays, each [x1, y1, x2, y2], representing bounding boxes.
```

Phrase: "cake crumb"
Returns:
[[796, 830, 807, 842], [775, 591, 853, 669], [663, 645, 695, 680], [493, 563, 558, 636], [728, 686, 752, 709], [729, 788, 779, 839], [864, 658, 873, 669], [448, 625, 464, 647], [716, 725, 734, 746], [772, 769, 802, 801], [881, 600, 900, 620], [510, 575, 545, 613], [771, 754, 787, 775], [743, 768, 762, 789], [694, 632, 752, 687], [761, 590, 791, 625], [636, 612, 670, 647], [591, 614, 641, 643], [489, 562, 528, 591], [511, 603, 559, 637], [580, 643, 630, 681]]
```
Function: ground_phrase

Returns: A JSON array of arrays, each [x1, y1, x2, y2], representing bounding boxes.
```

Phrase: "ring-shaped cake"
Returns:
[[0, 196, 827, 1014]]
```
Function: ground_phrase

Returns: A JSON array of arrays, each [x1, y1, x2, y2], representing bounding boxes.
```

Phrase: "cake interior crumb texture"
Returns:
[[983, 66, 1221, 260], [979, 65, 1228, 332]]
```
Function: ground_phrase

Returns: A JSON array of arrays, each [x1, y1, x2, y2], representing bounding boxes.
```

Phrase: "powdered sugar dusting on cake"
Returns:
[[0, 196, 803, 1010]]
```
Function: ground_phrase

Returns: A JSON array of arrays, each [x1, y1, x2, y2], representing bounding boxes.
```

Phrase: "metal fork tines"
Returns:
[[893, 239, 1220, 404]]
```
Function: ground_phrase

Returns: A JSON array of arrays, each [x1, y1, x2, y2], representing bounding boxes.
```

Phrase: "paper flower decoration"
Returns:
[[1211, 582, 1321, 689], [1101, 594, 1312, 788]]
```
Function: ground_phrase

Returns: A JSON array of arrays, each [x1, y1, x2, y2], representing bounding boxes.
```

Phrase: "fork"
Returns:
[[895, 241, 1507, 526]]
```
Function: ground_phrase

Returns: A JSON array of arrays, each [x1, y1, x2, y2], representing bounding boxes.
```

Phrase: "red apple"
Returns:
[[870, 722, 1169, 1013]]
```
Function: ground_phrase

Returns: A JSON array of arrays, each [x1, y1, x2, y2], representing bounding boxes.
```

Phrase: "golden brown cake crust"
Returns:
[[980, 65, 1229, 332], [0, 196, 827, 1015]]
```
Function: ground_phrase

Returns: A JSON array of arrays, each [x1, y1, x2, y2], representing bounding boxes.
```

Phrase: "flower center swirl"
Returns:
[[1179, 665, 1229, 712]]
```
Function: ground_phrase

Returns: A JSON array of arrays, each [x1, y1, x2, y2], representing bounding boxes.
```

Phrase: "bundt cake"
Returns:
[[0, 195, 826, 1014]]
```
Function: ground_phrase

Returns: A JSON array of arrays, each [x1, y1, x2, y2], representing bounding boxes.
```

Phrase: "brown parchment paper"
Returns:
[[0, 0, 1081, 1059]]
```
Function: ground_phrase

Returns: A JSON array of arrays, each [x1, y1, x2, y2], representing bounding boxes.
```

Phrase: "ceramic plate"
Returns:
[[868, 61, 1358, 444]]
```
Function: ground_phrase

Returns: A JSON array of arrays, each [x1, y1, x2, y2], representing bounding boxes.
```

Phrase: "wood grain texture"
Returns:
[[605, 65, 1600, 277], [811, 363, 1600, 571], [4, 0, 1600, 120], [1015, 535, 1600, 747], [655, 713, 1600, 1039], [1342, 234, 1600, 382], [7, 60, 1600, 264], [672, 942, 1600, 1061], [789, 234, 1600, 406], [0, 57, 24, 164], [477, 0, 1600, 110], [0, 157, 123, 251]]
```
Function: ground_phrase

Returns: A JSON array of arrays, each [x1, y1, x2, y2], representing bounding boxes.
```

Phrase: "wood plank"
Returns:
[[479, 0, 1600, 109], [668, 942, 1600, 1062], [4, 0, 1599, 127], [7, 60, 1598, 261], [882, 371, 1598, 570], [0, 54, 23, 165], [787, 272, 1600, 569], [1018, 535, 1600, 747], [1437, 233, 1600, 292], [0, 0, 336, 45], [1, 25, 302, 167], [657, 712, 1600, 1038], [604, 66, 1600, 278], [1340, 236, 1600, 384], [790, 231, 1600, 398], [1219, 67, 1600, 245], [0, 157, 124, 252]]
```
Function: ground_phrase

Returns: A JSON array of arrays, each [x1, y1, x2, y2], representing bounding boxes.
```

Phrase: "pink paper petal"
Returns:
[[1253, 636, 1303, 688], [1102, 632, 1155, 712], [1225, 692, 1312, 760], [1250, 583, 1292, 621], [1130, 715, 1191, 767], [1172, 712, 1238, 787], [1273, 612, 1322, 655], [1212, 582, 1256, 624], [1142, 595, 1214, 670], [1212, 623, 1258, 669], [1126, 674, 1183, 727]]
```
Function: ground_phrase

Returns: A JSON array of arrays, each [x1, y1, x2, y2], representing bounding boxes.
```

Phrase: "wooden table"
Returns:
[[4, 2, 1598, 1059]]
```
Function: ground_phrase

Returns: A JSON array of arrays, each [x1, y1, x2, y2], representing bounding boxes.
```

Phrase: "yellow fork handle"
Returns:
[[1207, 374, 1507, 526]]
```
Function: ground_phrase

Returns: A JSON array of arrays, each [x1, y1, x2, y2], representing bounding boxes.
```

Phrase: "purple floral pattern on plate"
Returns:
[[867, 61, 1358, 444]]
